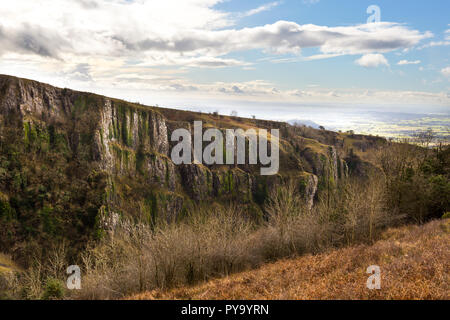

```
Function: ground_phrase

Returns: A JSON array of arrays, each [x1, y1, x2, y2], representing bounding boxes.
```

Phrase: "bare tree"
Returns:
[[413, 128, 435, 148]]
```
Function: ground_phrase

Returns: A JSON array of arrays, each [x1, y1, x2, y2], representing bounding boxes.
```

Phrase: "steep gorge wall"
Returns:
[[0, 75, 352, 257]]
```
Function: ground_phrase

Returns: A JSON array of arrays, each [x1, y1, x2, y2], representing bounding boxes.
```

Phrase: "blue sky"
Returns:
[[193, 0, 450, 93], [0, 0, 448, 135]]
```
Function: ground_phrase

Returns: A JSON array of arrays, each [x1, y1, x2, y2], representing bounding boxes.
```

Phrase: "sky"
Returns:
[[0, 0, 449, 135]]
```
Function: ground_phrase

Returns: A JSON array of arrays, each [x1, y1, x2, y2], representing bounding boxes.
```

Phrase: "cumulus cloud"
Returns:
[[132, 78, 449, 107], [102, 21, 431, 59], [398, 60, 421, 65], [63, 63, 93, 81], [355, 54, 389, 68], [0, 0, 445, 108], [419, 29, 450, 49], [0, 1, 432, 64], [418, 41, 450, 49], [0, 24, 70, 58]]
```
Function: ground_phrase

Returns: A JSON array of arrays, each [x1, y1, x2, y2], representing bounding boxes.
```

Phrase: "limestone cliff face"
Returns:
[[0, 75, 182, 232], [0, 75, 360, 241], [0, 76, 68, 120], [304, 174, 318, 210], [94, 98, 175, 186], [179, 164, 213, 201]]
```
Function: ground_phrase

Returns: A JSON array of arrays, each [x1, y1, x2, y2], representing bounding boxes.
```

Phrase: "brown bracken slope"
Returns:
[[131, 219, 449, 300]]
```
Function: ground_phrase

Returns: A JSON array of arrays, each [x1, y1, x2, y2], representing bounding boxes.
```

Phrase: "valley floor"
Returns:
[[131, 219, 449, 300]]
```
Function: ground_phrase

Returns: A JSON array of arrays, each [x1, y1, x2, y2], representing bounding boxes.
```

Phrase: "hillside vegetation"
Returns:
[[0, 75, 448, 300], [131, 219, 450, 300]]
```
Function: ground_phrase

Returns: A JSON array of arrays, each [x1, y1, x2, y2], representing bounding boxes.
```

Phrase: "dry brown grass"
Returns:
[[2, 178, 419, 300], [131, 219, 450, 300], [68, 183, 337, 300], [0, 253, 21, 274]]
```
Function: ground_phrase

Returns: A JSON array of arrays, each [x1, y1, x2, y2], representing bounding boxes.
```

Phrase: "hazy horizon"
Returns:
[[0, 0, 449, 139]]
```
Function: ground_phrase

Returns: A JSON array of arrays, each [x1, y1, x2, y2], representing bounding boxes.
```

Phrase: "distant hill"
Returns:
[[287, 119, 322, 129]]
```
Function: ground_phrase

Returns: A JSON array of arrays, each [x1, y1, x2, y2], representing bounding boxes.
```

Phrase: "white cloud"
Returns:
[[242, 1, 281, 17], [418, 41, 450, 49], [398, 60, 421, 65], [441, 67, 450, 77], [355, 54, 389, 68], [0, 1, 431, 63], [0, 0, 445, 109]]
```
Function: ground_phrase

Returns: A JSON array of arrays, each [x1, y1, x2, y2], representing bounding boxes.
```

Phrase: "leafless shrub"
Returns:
[[260, 182, 326, 257], [7, 176, 413, 299]]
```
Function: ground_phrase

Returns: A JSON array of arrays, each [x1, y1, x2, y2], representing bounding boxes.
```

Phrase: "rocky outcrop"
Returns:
[[301, 146, 347, 186], [0, 76, 67, 120], [301, 147, 325, 176], [213, 168, 253, 202], [328, 146, 349, 182], [0, 76, 181, 224], [304, 174, 318, 210], [0, 75, 369, 239], [179, 164, 213, 201]]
